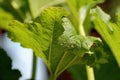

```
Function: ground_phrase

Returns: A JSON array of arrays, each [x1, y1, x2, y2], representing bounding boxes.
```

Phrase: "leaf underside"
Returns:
[[91, 7, 120, 67], [0, 7, 103, 77]]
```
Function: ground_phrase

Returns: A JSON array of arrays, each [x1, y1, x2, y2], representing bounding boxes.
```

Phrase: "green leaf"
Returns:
[[66, 0, 104, 33], [116, 13, 120, 26], [79, 0, 104, 23], [28, 0, 66, 18], [68, 64, 87, 80], [46, 17, 102, 79], [0, 48, 21, 80], [59, 18, 102, 55], [11, 0, 32, 21], [4, 21, 48, 62], [0, 0, 24, 21], [0, 8, 14, 27], [0, 6, 103, 79], [66, 0, 104, 14], [91, 7, 120, 67], [68, 43, 115, 80], [0, 7, 68, 68], [94, 50, 120, 80], [68, 51, 120, 80]]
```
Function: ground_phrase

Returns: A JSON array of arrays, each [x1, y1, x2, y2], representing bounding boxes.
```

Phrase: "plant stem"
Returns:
[[79, 22, 86, 36], [49, 74, 57, 80], [31, 53, 37, 80], [86, 66, 95, 80], [78, 13, 95, 80]]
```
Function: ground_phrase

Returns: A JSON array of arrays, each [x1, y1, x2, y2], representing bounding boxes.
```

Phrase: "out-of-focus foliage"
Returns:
[[65, 0, 104, 33], [28, 0, 66, 18], [0, 48, 21, 80], [0, 8, 14, 27], [91, 7, 120, 67], [68, 43, 120, 80]]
